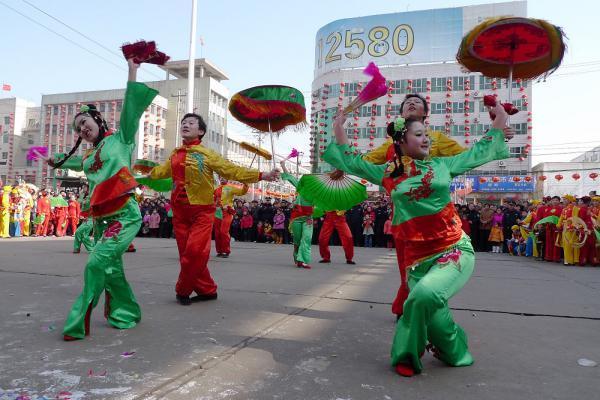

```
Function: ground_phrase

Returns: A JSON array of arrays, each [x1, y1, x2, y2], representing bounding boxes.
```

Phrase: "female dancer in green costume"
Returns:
[[40, 59, 158, 340], [325, 103, 510, 376], [280, 160, 313, 269]]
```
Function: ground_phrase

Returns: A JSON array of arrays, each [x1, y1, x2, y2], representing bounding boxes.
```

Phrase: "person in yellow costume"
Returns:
[[148, 113, 280, 305], [1, 184, 11, 238], [214, 178, 249, 258], [363, 94, 467, 165], [519, 200, 540, 258], [591, 196, 600, 264], [557, 194, 586, 266]]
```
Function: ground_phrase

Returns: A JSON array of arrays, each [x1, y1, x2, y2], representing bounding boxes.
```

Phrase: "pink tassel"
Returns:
[[343, 62, 387, 113], [26, 146, 48, 161]]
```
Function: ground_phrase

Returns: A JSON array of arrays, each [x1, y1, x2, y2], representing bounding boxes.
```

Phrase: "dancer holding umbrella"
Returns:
[[326, 101, 511, 376]]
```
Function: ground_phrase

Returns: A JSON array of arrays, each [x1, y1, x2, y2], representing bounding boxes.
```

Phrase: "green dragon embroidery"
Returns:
[[189, 153, 204, 172]]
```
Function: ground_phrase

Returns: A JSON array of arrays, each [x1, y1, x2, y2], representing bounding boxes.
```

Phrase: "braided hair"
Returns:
[[50, 104, 108, 169], [387, 117, 421, 178]]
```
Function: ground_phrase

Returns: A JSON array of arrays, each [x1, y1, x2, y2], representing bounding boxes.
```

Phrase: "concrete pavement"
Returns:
[[1, 237, 599, 400]]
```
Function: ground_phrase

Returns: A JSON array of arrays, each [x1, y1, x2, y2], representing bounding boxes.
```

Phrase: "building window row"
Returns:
[[314, 76, 529, 99]]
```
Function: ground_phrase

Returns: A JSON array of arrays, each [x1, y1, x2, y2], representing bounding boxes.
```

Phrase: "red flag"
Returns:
[[2, 84, 11, 91]]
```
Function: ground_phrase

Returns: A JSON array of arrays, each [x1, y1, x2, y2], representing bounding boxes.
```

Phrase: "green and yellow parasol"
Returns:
[[229, 85, 306, 169]]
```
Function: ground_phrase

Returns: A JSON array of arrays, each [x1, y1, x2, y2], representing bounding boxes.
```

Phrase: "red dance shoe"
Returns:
[[395, 362, 415, 377]]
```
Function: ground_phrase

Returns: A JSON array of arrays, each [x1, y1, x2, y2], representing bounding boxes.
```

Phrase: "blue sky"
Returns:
[[0, 0, 598, 165]]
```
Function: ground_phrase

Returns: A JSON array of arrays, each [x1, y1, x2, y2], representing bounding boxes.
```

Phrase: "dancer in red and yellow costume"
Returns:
[[1, 184, 12, 238], [577, 196, 598, 266], [67, 193, 81, 236], [35, 190, 51, 237], [557, 195, 590, 266], [149, 114, 279, 305], [591, 196, 600, 265], [318, 209, 355, 265], [214, 179, 248, 258], [537, 196, 563, 262], [326, 103, 510, 377]]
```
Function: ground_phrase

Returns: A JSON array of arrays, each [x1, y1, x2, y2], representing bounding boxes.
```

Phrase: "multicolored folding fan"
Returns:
[[296, 173, 367, 211], [26, 146, 48, 161], [133, 159, 159, 174], [132, 159, 173, 192], [134, 175, 173, 193], [534, 215, 560, 228], [50, 196, 68, 207], [343, 62, 387, 114], [229, 85, 306, 169], [312, 206, 325, 219]]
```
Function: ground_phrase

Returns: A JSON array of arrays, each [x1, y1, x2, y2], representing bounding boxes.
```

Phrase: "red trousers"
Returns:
[[36, 213, 51, 236], [54, 215, 66, 237], [579, 234, 599, 266], [173, 203, 217, 296], [68, 217, 78, 236], [214, 210, 233, 255], [318, 215, 354, 261], [544, 227, 561, 262], [391, 228, 409, 316]]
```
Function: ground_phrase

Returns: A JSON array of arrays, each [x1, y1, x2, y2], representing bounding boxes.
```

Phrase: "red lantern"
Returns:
[[572, 173, 581, 180], [524, 176, 532, 182], [492, 176, 500, 183], [589, 172, 599, 181], [513, 176, 521, 182], [479, 177, 487, 184], [555, 174, 563, 181], [539, 175, 547, 181], [487, 195, 496, 201]]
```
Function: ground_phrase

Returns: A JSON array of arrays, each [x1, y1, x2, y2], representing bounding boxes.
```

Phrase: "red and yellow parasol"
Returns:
[[457, 17, 566, 107]]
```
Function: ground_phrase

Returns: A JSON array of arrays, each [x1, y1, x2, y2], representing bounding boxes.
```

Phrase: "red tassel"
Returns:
[[121, 40, 170, 65]]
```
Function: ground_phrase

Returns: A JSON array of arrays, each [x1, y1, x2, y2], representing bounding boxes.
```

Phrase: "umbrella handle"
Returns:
[[268, 119, 276, 170], [507, 64, 513, 124], [249, 153, 257, 168]]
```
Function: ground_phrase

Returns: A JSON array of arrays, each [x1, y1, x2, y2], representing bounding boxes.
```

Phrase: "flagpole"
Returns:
[[186, 0, 198, 113]]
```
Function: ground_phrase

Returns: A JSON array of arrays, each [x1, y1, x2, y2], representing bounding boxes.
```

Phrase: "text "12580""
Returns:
[[317, 25, 415, 67]]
